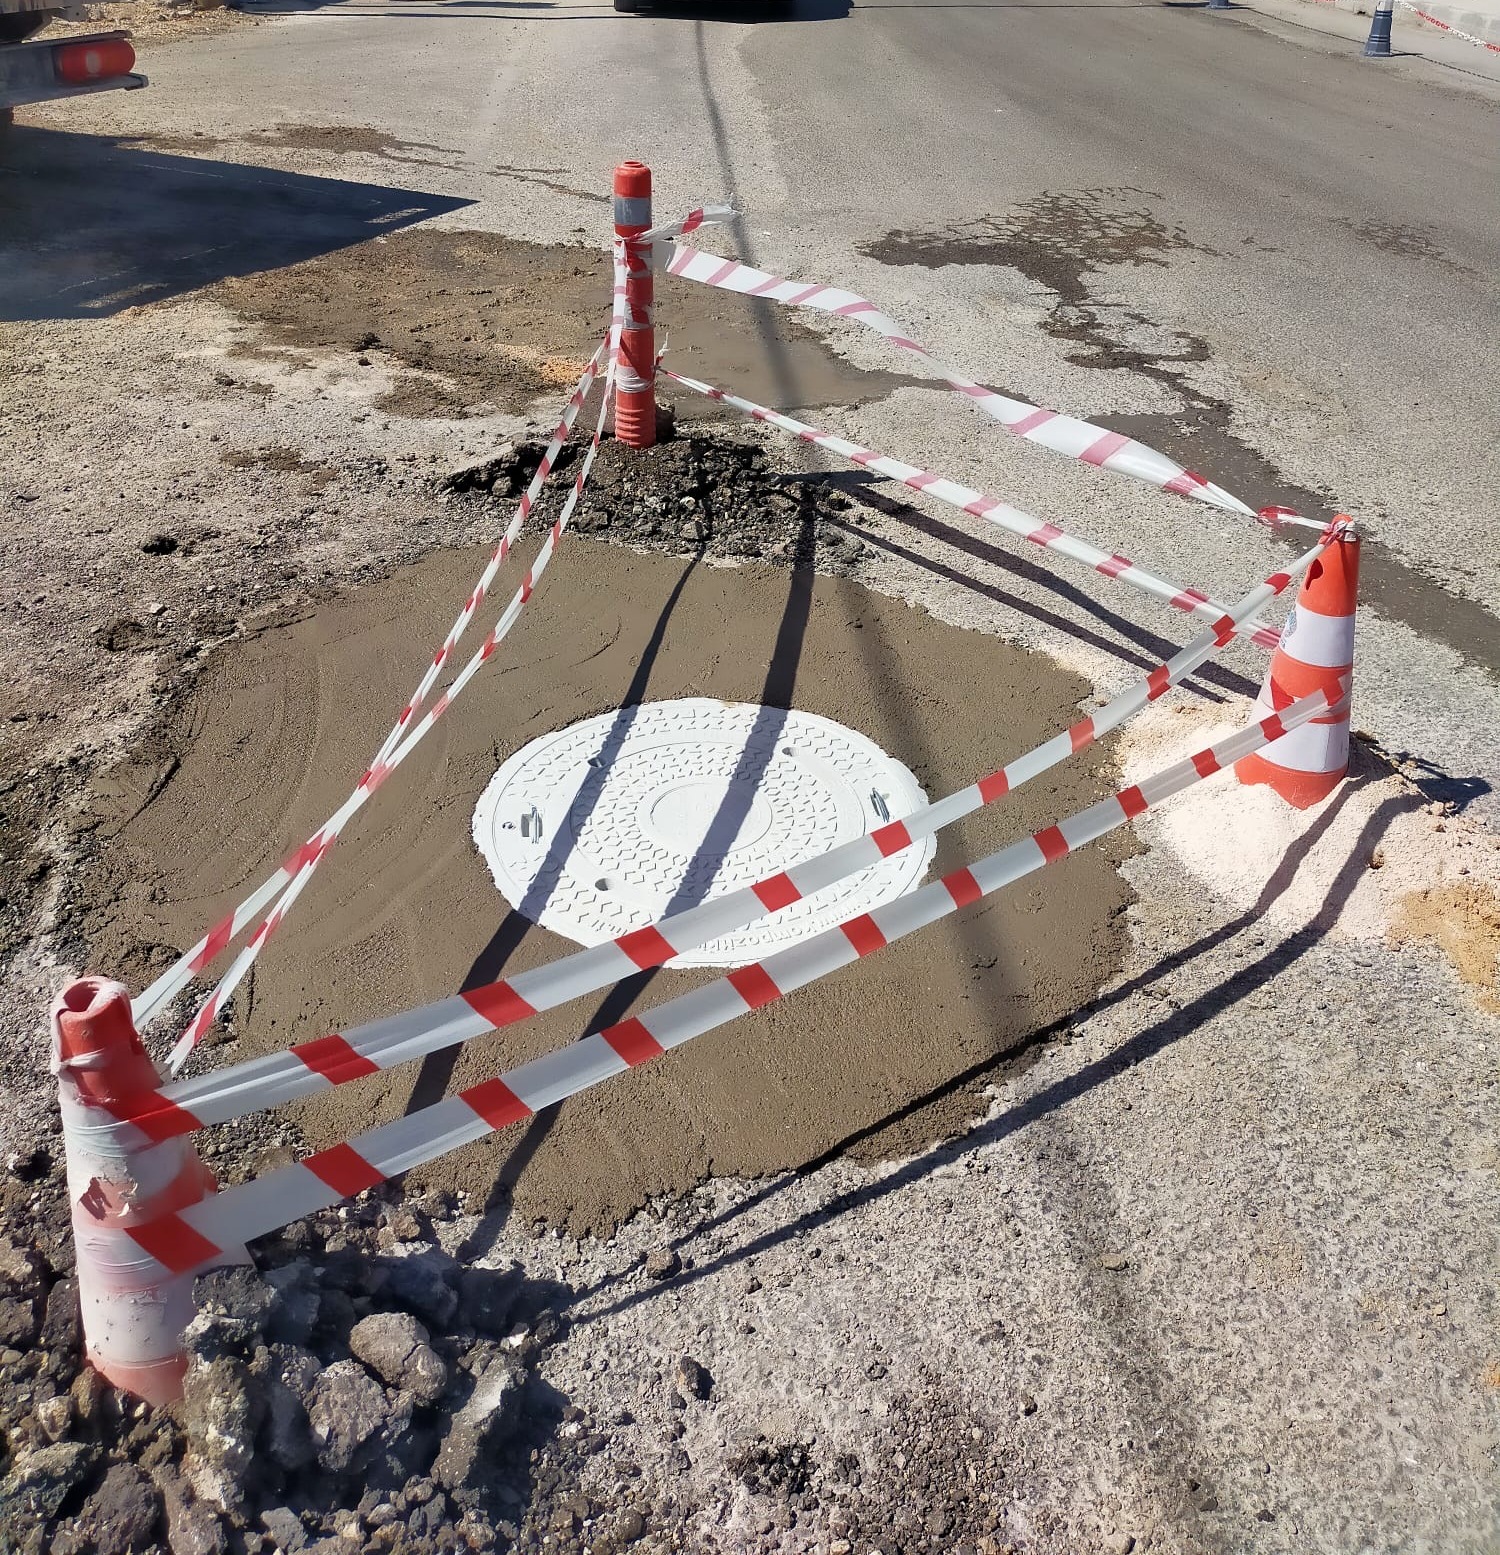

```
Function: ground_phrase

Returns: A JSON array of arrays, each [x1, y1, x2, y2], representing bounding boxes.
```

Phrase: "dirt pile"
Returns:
[[444, 427, 871, 573], [0, 1193, 607, 1555], [0, 1182, 1040, 1555], [1391, 878, 1500, 1011]]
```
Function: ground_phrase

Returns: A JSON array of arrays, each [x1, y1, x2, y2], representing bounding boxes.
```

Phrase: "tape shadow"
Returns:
[[801, 473, 1258, 702], [0, 128, 472, 322], [571, 771, 1423, 1323], [451, 507, 820, 1262]]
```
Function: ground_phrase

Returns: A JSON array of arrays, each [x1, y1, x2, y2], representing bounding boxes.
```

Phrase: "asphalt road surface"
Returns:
[[5, 2, 1499, 1550], [26, 0, 1500, 811]]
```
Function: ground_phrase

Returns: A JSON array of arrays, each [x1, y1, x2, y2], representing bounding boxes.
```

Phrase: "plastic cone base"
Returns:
[[1233, 750, 1346, 810]]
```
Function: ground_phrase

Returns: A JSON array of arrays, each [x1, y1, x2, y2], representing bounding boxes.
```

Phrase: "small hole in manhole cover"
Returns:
[[595, 877, 613, 892]]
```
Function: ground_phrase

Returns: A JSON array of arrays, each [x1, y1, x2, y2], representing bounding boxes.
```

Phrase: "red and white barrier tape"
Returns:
[[133, 343, 612, 1038], [615, 206, 737, 335], [659, 241, 1271, 520], [159, 343, 621, 1073], [118, 682, 1335, 1275], [662, 366, 1281, 651], [641, 204, 737, 243], [1396, 0, 1500, 50], [81, 521, 1345, 1146]]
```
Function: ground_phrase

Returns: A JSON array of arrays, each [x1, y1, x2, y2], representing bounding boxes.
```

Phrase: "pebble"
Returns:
[[674, 1356, 712, 1401], [644, 1247, 681, 1280], [36, 1393, 72, 1442]]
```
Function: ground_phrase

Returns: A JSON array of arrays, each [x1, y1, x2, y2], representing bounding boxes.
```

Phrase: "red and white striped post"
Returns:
[[613, 160, 656, 449], [52, 977, 247, 1404]]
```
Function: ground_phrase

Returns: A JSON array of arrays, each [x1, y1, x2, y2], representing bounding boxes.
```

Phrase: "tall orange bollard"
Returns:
[[613, 160, 657, 449], [1235, 525, 1361, 809], [52, 977, 247, 1405]]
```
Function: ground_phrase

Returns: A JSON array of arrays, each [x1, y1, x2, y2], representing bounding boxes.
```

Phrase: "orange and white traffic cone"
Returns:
[[1235, 524, 1360, 809], [51, 977, 247, 1405]]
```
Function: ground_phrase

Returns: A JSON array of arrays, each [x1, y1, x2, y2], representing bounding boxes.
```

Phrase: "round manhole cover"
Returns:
[[472, 698, 935, 968]]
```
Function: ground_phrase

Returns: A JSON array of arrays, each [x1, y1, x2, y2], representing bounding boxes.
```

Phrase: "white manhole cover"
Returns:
[[472, 698, 934, 968]]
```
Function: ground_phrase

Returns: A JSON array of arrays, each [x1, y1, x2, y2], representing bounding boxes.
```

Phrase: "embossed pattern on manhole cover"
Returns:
[[471, 699, 934, 968]]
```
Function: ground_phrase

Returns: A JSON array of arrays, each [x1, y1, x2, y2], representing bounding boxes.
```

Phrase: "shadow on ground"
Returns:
[[572, 757, 1437, 1321], [0, 128, 473, 321]]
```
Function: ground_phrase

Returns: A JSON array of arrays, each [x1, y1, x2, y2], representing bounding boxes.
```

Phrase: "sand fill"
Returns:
[[1119, 697, 1500, 1012], [78, 539, 1133, 1234], [213, 229, 921, 422], [1391, 882, 1500, 1013]]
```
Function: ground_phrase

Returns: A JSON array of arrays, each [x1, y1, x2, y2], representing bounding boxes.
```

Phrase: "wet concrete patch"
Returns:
[[864, 190, 1500, 685], [74, 524, 1133, 1236], [216, 229, 922, 421]]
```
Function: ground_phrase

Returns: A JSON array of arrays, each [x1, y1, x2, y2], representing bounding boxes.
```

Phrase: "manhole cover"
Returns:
[[472, 698, 935, 968]]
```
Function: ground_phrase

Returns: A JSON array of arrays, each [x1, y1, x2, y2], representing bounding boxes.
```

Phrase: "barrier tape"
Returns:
[[640, 204, 737, 243], [133, 343, 613, 1038], [615, 206, 737, 336], [118, 682, 1335, 1275], [1395, 0, 1500, 50], [159, 339, 622, 1072], [662, 365, 1282, 651], [659, 241, 1268, 519], [78, 521, 1344, 1146]]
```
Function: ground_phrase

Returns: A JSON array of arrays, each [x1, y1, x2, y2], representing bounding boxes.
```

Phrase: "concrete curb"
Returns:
[[1296, 0, 1500, 42]]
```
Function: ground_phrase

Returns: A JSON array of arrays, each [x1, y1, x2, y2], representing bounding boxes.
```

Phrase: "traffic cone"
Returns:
[[1235, 525, 1360, 809], [52, 977, 247, 1405]]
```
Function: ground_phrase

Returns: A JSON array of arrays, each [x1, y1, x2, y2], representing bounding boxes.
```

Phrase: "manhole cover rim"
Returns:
[[471, 698, 935, 968]]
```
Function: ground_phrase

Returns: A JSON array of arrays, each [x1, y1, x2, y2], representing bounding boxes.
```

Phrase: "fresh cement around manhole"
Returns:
[[472, 700, 935, 969], [77, 538, 1134, 1235]]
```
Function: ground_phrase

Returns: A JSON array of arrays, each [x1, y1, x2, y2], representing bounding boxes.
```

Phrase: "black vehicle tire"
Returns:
[[613, 0, 642, 12], [0, 9, 55, 42]]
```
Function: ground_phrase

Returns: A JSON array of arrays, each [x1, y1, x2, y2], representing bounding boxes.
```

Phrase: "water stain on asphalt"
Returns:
[[865, 187, 1216, 307], [217, 228, 922, 421], [1337, 217, 1477, 278], [863, 189, 1499, 684], [122, 123, 459, 170], [491, 165, 612, 204]]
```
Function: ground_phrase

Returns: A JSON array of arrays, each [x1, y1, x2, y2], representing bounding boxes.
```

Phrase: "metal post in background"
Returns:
[[1364, 0, 1395, 54]]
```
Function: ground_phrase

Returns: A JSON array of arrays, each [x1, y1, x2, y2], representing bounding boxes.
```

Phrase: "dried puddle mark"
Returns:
[[1337, 217, 1478, 279], [215, 228, 923, 422], [122, 124, 459, 170], [491, 165, 612, 205], [863, 189, 1500, 684]]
